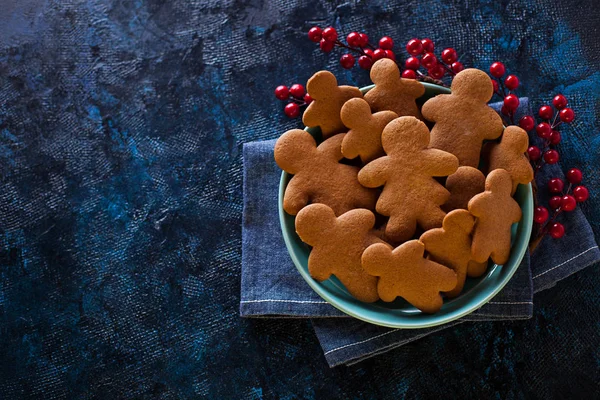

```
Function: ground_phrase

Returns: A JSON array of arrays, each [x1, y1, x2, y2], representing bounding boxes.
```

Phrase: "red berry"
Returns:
[[284, 102, 300, 118], [538, 105, 553, 120], [573, 185, 589, 202], [552, 94, 568, 109], [503, 94, 519, 111], [421, 38, 434, 53], [566, 168, 582, 184], [308, 27, 322, 43], [289, 84, 305, 98], [274, 85, 289, 100], [559, 108, 575, 123], [548, 178, 564, 194], [536, 122, 551, 139], [561, 195, 577, 212], [358, 55, 373, 70], [519, 115, 535, 131], [441, 48, 457, 64], [346, 32, 361, 47], [405, 56, 420, 70], [504, 74, 519, 90], [492, 79, 499, 93], [549, 130, 561, 145], [340, 54, 355, 69], [451, 62, 464, 73], [363, 49, 374, 58], [534, 206, 549, 224], [549, 196, 562, 210], [544, 149, 560, 164], [501, 105, 509, 115], [384, 50, 396, 61], [489, 62, 506, 78], [549, 223, 565, 239], [322, 27, 338, 42], [373, 48, 386, 61], [406, 38, 423, 55], [319, 39, 335, 52], [303, 94, 312, 105], [359, 33, 369, 47], [379, 36, 394, 50], [527, 146, 541, 161], [428, 64, 445, 79], [401, 69, 416, 79], [421, 52, 437, 69]]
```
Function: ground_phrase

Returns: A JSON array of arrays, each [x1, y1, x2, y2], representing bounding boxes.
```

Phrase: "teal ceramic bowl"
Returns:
[[278, 83, 534, 329]]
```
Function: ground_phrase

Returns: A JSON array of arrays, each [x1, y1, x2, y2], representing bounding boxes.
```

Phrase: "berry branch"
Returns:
[[274, 84, 312, 118], [488, 62, 520, 126], [530, 168, 589, 250], [520, 94, 575, 178]]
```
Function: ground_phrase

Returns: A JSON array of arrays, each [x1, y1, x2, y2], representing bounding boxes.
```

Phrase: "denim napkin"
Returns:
[[240, 98, 600, 367]]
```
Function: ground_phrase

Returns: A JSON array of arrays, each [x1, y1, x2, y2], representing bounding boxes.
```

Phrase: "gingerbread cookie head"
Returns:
[[302, 71, 362, 139], [364, 59, 425, 118], [295, 204, 381, 302], [362, 240, 457, 313], [485, 125, 533, 194], [443, 166, 486, 212], [468, 169, 522, 265], [358, 117, 459, 242], [451, 67, 494, 102], [274, 129, 378, 216], [420, 209, 476, 298], [421, 68, 504, 167], [340, 97, 398, 164]]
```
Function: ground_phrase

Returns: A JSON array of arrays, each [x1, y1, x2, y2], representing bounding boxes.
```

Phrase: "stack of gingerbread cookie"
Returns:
[[274, 59, 533, 313]]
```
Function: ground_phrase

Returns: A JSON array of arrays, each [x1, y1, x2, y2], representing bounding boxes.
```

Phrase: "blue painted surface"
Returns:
[[0, 0, 598, 398]]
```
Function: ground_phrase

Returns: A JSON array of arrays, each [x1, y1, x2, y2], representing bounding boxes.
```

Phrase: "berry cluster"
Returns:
[[274, 83, 313, 118], [518, 94, 575, 175], [307, 27, 461, 83], [403, 38, 463, 80], [308, 26, 398, 71], [488, 62, 521, 125], [533, 168, 589, 240]]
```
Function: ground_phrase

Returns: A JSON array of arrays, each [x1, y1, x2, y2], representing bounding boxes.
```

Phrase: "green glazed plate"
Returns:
[[278, 82, 534, 329]]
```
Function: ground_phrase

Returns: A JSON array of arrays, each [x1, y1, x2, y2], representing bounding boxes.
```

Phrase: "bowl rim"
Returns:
[[278, 82, 534, 329]]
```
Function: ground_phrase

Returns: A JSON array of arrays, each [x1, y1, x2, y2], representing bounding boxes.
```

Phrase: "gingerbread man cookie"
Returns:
[[421, 68, 504, 167], [485, 125, 534, 194], [443, 166, 486, 212], [275, 130, 378, 216], [358, 117, 459, 242], [420, 209, 475, 297], [340, 97, 398, 164], [302, 71, 363, 139], [362, 240, 457, 313], [468, 169, 522, 265], [364, 58, 425, 118], [295, 204, 383, 302]]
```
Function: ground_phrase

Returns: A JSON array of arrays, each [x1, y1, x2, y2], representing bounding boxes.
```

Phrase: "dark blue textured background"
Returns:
[[0, 0, 599, 398]]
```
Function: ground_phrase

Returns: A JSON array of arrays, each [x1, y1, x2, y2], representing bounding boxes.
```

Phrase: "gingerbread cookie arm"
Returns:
[[302, 103, 319, 128], [405, 80, 426, 98], [338, 208, 376, 235], [467, 259, 489, 278], [283, 176, 310, 215], [422, 149, 459, 176], [481, 107, 505, 140], [317, 133, 346, 161], [358, 158, 389, 188], [421, 95, 445, 122]]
